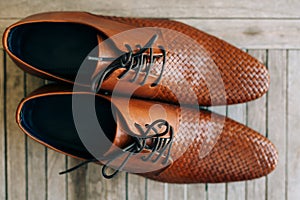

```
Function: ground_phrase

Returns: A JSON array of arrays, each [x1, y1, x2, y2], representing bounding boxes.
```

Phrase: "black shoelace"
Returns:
[[59, 119, 173, 179], [89, 34, 166, 93]]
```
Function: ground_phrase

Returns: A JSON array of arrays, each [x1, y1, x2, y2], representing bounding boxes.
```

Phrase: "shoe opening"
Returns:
[[19, 93, 117, 160], [8, 22, 99, 81]]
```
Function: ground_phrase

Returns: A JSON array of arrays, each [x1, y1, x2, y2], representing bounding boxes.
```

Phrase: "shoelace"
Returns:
[[90, 34, 166, 93], [59, 119, 174, 179]]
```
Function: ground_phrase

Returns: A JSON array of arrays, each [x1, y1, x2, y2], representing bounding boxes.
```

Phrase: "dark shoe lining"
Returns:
[[20, 94, 116, 159], [8, 22, 99, 81]]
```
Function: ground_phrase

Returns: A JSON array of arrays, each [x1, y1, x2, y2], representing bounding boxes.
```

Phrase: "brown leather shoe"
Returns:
[[4, 11, 269, 106], [16, 84, 277, 183]]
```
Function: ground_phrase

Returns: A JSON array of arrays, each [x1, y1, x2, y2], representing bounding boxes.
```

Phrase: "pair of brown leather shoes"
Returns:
[[3, 12, 277, 183]]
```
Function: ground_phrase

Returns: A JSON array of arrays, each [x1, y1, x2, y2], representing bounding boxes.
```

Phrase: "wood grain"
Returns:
[[227, 104, 247, 200], [167, 184, 185, 200], [67, 158, 88, 200], [86, 163, 104, 199], [0, 1, 298, 199], [86, 165, 126, 200], [68, 155, 129, 200], [103, 172, 126, 200], [5, 55, 26, 200], [0, 20, 17, 48], [246, 50, 267, 200], [179, 19, 300, 49], [287, 50, 300, 200], [0, 49, 6, 200], [147, 179, 165, 200], [186, 184, 206, 200], [127, 175, 146, 200], [47, 150, 67, 200], [25, 74, 46, 200], [267, 50, 287, 200], [3, 18, 300, 49], [1, 0, 300, 19]]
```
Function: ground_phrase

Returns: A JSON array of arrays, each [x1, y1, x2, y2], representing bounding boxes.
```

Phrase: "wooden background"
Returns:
[[0, 0, 298, 199]]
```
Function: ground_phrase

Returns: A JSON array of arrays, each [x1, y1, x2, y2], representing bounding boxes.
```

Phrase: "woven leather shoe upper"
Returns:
[[16, 84, 277, 183], [3, 12, 270, 106]]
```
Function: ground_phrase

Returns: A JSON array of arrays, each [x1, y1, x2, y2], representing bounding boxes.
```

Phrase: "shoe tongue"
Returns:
[[101, 96, 178, 174], [91, 29, 166, 82], [106, 96, 179, 150]]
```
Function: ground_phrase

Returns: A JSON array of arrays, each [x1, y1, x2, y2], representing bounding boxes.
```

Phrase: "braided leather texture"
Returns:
[[3, 12, 269, 106], [98, 15, 270, 105], [7, 13, 276, 183], [141, 108, 277, 183], [16, 85, 277, 183]]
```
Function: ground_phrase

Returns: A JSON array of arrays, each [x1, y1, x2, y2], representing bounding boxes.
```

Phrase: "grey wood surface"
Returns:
[[247, 50, 267, 200], [2, 19, 300, 49], [25, 75, 46, 200], [1, 0, 300, 19], [267, 50, 287, 200], [6, 55, 26, 200], [227, 104, 247, 200], [0, 50, 5, 200], [0, 0, 299, 199], [287, 50, 300, 200], [178, 19, 300, 49]]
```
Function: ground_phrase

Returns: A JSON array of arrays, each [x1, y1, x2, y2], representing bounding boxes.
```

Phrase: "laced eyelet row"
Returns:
[[90, 34, 166, 92], [60, 119, 173, 179]]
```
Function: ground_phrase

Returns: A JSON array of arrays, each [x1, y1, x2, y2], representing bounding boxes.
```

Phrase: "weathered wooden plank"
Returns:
[[1, 0, 300, 19], [207, 106, 226, 200], [267, 50, 287, 200], [67, 158, 87, 200], [69, 160, 127, 199], [42, 79, 67, 200], [127, 175, 146, 200], [68, 154, 126, 200], [187, 184, 206, 200], [47, 150, 67, 200], [287, 50, 300, 200], [105, 172, 126, 200], [0, 20, 17, 49], [5, 54, 26, 200], [86, 164, 126, 200], [0, 49, 6, 200], [71, 158, 126, 200], [147, 179, 165, 200], [85, 163, 103, 199], [246, 50, 267, 200], [179, 19, 300, 49], [207, 184, 226, 200], [1, 2, 299, 200], [227, 103, 246, 200], [168, 184, 185, 200], [25, 74, 46, 200], [2, 18, 300, 49]]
